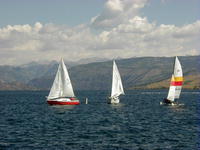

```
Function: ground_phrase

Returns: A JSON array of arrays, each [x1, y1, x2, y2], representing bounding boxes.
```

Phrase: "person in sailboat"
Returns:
[[163, 98, 173, 104], [110, 95, 119, 102]]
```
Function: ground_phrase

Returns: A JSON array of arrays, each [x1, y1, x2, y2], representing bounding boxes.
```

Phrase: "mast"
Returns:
[[167, 75, 176, 101]]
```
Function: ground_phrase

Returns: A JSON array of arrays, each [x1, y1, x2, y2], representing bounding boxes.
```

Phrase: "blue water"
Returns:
[[0, 90, 199, 150]]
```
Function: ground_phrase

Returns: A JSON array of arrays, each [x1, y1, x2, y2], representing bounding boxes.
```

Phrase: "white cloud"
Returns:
[[91, 0, 148, 29], [0, 0, 199, 65]]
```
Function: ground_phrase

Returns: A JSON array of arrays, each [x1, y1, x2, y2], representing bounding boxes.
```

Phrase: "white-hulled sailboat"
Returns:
[[161, 56, 183, 105], [108, 60, 125, 104], [47, 59, 80, 105]]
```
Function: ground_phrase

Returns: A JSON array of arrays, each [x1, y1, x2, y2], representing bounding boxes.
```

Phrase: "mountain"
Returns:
[[0, 60, 78, 84], [0, 80, 37, 91], [28, 56, 200, 90], [76, 57, 110, 64], [0, 56, 199, 90], [130, 74, 200, 89]]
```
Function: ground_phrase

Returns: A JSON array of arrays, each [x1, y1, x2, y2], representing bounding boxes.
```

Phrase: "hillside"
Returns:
[[0, 80, 37, 91], [28, 56, 200, 90], [130, 74, 200, 89], [0, 56, 199, 90], [0, 62, 57, 83], [0, 60, 78, 84]]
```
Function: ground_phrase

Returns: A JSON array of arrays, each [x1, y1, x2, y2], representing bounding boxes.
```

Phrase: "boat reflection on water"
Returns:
[[109, 102, 125, 110], [50, 105, 76, 114]]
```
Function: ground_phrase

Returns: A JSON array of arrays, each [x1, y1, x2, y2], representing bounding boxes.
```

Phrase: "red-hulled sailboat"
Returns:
[[46, 59, 80, 105]]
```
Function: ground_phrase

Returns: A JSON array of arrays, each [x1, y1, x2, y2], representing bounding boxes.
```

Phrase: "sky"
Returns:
[[0, 0, 199, 65]]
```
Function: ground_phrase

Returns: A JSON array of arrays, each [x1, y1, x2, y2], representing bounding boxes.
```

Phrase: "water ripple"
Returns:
[[0, 90, 199, 150]]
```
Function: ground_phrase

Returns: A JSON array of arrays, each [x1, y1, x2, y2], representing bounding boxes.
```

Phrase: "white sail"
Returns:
[[173, 56, 183, 99], [167, 75, 176, 101], [173, 56, 183, 77], [47, 59, 75, 100], [111, 60, 124, 98]]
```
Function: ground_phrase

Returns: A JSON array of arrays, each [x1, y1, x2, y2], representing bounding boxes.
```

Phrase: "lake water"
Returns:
[[0, 90, 199, 150]]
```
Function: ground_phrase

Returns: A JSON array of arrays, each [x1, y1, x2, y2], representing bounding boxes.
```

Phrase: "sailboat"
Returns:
[[46, 59, 80, 105], [161, 56, 183, 105], [108, 60, 125, 104]]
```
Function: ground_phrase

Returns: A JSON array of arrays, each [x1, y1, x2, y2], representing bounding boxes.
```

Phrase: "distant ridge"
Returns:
[[28, 55, 200, 90], [129, 74, 200, 89], [0, 55, 199, 90], [0, 80, 37, 91]]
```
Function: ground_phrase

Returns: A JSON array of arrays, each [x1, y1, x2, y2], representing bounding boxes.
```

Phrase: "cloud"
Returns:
[[0, 19, 200, 65], [0, 23, 100, 65], [91, 0, 148, 29], [0, 0, 199, 65]]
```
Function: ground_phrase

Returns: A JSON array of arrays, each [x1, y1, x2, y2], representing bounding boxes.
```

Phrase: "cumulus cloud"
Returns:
[[91, 0, 148, 29], [0, 0, 199, 65]]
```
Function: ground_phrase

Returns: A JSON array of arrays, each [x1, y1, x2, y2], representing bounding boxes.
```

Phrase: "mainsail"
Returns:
[[111, 61, 125, 98], [173, 56, 183, 99], [47, 59, 75, 100], [167, 56, 183, 101], [167, 75, 176, 101]]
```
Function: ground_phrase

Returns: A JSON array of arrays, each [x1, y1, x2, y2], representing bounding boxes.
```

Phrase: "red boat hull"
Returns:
[[47, 100, 80, 105]]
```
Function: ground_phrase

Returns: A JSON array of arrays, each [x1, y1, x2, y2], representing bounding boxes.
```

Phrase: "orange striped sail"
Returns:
[[170, 76, 183, 86]]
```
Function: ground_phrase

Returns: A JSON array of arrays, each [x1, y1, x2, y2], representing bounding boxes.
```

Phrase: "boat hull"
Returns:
[[108, 97, 120, 104], [47, 97, 80, 105], [160, 99, 178, 106], [160, 101, 175, 106], [47, 100, 80, 105]]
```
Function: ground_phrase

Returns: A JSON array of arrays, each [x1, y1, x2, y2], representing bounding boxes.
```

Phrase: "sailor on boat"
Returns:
[[163, 98, 173, 104]]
